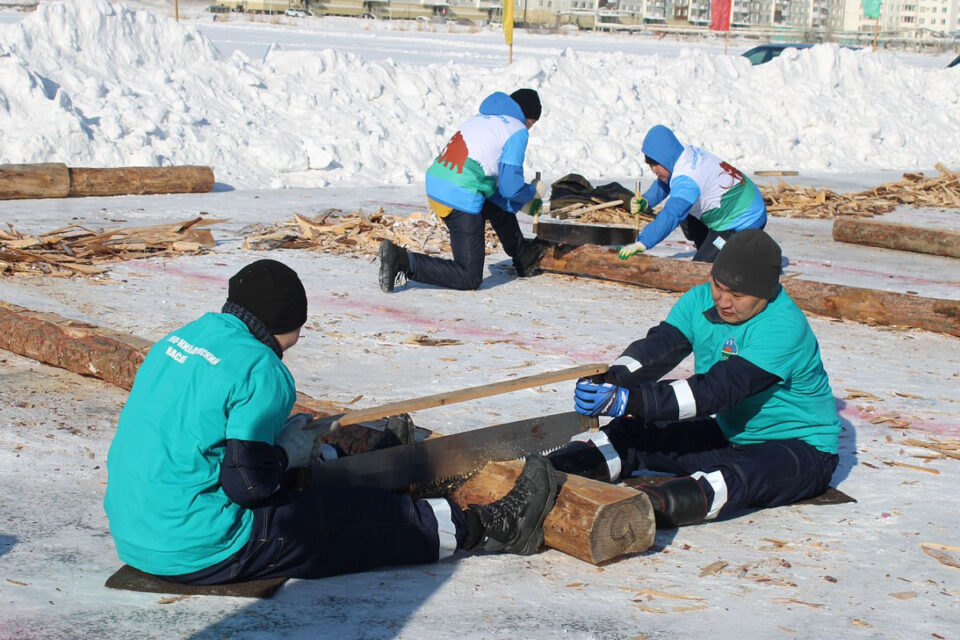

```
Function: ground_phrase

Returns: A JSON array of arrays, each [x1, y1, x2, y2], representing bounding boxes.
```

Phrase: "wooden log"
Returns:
[[0, 163, 70, 200], [539, 244, 960, 337], [833, 218, 960, 259], [452, 460, 655, 565], [68, 166, 215, 197], [0, 300, 150, 390], [0, 300, 392, 453]]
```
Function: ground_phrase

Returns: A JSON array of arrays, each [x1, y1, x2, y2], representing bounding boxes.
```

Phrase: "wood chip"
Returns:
[[698, 560, 728, 577], [404, 335, 462, 347], [920, 544, 960, 569], [771, 598, 824, 608], [6, 578, 27, 586], [883, 460, 940, 475], [888, 592, 918, 600]]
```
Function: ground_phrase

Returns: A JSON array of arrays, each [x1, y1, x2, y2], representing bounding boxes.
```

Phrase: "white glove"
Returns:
[[276, 413, 315, 468], [618, 241, 646, 260], [531, 177, 547, 199]]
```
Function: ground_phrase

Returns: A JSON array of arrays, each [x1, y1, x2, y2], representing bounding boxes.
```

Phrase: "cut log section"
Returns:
[[68, 166, 215, 197], [452, 460, 655, 565], [833, 218, 960, 259], [0, 300, 392, 454], [0, 163, 70, 200], [539, 244, 960, 338]]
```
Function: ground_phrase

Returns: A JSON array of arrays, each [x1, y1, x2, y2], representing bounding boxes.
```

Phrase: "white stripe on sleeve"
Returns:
[[669, 379, 697, 420], [611, 356, 642, 373]]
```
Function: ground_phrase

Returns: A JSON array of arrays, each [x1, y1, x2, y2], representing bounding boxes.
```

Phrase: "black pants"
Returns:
[[605, 417, 838, 520], [408, 201, 525, 290], [164, 487, 466, 585], [680, 217, 765, 263]]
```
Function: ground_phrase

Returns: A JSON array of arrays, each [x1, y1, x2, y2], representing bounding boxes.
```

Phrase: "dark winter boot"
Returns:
[[547, 441, 612, 481], [513, 240, 548, 278], [466, 454, 558, 555], [638, 475, 710, 529], [379, 239, 411, 293]]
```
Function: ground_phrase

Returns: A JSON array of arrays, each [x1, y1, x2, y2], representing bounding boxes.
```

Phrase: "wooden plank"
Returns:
[[68, 166, 215, 197], [452, 459, 655, 565], [331, 363, 608, 428], [0, 163, 70, 200], [833, 218, 960, 259], [539, 244, 960, 337]]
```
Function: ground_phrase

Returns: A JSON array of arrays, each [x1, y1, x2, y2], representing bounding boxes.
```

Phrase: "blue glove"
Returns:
[[574, 379, 629, 417]]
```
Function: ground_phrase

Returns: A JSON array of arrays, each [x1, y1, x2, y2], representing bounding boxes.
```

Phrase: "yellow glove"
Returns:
[[618, 241, 646, 260], [630, 196, 649, 216]]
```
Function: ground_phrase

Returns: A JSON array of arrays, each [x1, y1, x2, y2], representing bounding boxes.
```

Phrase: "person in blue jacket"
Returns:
[[379, 89, 547, 292], [547, 230, 841, 528], [620, 125, 768, 263], [104, 259, 558, 584]]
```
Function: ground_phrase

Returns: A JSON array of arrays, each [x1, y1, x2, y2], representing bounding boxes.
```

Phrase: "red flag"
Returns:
[[710, 0, 732, 31]]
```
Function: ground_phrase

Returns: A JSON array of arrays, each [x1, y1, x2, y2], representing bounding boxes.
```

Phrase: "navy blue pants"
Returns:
[[679, 216, 740, 263], [605, 417, 838, 520], [408, 201, 525, 290], [164, 486, 466, 585]]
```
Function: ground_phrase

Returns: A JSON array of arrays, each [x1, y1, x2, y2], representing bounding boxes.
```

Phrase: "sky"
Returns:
[[0, 2, 959, 639]]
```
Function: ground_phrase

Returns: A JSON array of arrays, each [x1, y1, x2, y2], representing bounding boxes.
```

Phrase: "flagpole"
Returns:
[[873, 18, 878, 51]]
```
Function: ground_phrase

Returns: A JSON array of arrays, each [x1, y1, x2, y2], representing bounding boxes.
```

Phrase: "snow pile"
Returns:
[[1, 0, 958, 189]]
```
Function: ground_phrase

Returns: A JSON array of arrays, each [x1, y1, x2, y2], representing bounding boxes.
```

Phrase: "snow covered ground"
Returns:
[[1, 2, 959, 639]]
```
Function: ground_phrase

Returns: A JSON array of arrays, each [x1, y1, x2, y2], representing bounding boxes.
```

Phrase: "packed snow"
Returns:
[[1, 2, 959, 639], [1, 0, 958, 190]]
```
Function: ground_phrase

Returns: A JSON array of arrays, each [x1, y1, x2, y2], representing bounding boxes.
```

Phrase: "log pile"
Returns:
[[761, 164, 960, 219], [241, 209, 501, 257], [0, 217, 222, 276]]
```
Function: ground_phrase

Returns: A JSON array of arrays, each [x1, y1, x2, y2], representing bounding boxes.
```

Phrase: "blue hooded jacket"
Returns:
[[642, 125, 685, 173]]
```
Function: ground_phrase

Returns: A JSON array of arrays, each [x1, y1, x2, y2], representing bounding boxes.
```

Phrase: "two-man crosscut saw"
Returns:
[[310, 411, 595, 492]]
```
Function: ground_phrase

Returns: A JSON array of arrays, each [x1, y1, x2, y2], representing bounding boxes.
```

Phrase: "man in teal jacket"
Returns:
[[105, 259, 558, 583], [548, 230, 841, 528], [379, 89, 547, 292]]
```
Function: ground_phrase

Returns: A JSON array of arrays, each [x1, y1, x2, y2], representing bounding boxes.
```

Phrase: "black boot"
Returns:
[[379, 239, 411, 293], [638, 476, 710, 528], [465, 454, 558, 555], [547, 441, 611, 481], [513, 240, 548, 278]]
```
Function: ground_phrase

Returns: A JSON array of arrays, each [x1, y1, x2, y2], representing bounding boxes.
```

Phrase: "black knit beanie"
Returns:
[[711, 229, 782, 300], [510, 88, 541, 121], [227, 259, 307, 334]]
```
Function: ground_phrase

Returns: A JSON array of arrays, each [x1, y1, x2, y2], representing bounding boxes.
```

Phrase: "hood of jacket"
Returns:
[[478, 92, 526, 123], [641, 125, 685, 173]]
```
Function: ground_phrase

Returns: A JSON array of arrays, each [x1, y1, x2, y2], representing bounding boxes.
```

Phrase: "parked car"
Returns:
[[284, 8, 308, 17], [741, 43, 813, 65], [359, 11, 378, 19], [949, 54, 960, 68]]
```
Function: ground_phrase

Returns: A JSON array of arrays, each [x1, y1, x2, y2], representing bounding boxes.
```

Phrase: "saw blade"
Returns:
[[310, 411, 593, 492]]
